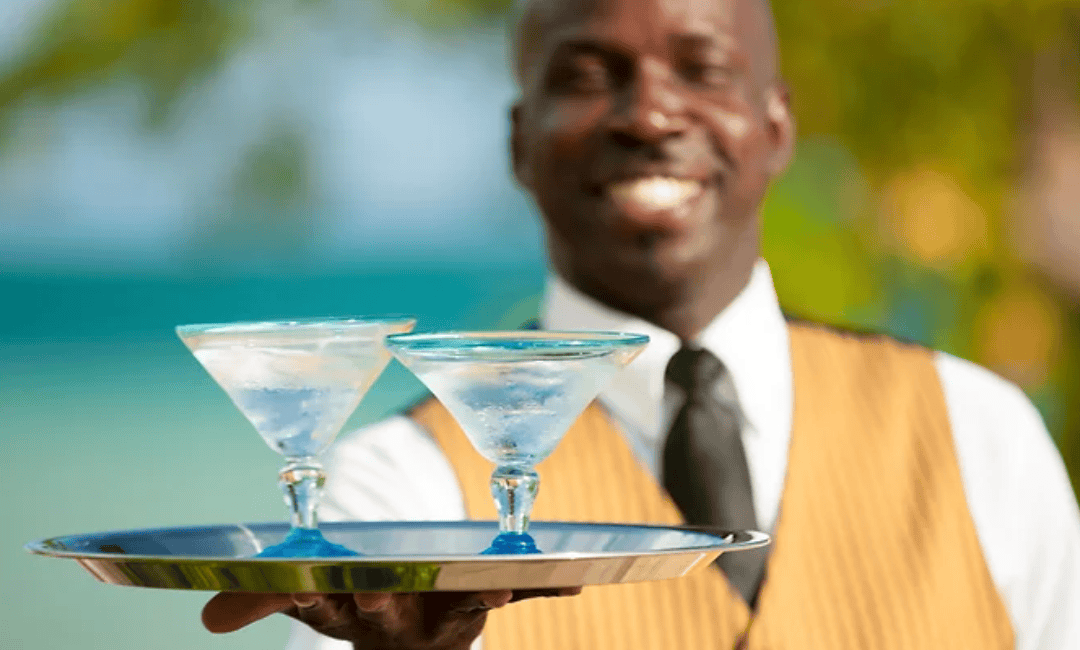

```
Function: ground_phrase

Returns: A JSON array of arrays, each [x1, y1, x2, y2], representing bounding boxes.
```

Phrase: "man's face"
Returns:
[[512, 0, 793, 311]]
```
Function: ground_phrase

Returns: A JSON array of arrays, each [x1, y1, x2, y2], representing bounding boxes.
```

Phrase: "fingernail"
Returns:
[[354, 593, 392, 612], [292, 594, 319, 609], [484, 590, 514, 608]]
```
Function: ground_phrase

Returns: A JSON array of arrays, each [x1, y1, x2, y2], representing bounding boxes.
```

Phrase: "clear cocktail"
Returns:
[[178, 316, 416, 557], [385, 331, 648, 554]]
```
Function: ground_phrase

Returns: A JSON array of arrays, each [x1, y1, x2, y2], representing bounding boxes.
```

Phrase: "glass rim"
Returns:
[[176, 315, 417, 338], [384, 330, 650, 351]]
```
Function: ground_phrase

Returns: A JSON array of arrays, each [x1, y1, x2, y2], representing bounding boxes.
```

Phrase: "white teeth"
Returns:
[[608, 177, 701, 211]]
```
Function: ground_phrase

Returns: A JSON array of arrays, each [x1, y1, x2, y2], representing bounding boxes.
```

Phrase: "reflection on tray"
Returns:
[[480, 532, 541, 555], [254, 528, 359, 558], [26, 521, 769, 593], [36, 521, 757, 558]]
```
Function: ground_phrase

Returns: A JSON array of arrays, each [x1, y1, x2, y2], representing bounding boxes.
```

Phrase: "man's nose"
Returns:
[[608, 59, 688, 143]]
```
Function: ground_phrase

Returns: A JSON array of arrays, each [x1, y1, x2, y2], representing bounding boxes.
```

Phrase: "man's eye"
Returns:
[[552, 58, 613, 93], [682, 63, 734, 89]]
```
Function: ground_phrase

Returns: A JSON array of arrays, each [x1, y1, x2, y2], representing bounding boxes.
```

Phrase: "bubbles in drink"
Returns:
[[233, 386, 362, 458], [414, 357, 623, 467], [189, 341, 386, 458]]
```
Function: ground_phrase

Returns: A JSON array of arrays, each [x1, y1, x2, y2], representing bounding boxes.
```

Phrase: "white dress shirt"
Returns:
[[288, 260, 1080, 650]]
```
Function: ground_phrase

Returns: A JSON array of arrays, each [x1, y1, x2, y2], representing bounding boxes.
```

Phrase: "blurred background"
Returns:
[[2, 0, 1078, 648]]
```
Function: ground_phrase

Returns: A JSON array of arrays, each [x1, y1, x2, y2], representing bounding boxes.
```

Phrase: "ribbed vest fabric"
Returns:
[[410, 323, 1014, 649]]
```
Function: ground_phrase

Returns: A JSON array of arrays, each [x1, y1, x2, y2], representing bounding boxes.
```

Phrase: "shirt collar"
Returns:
[[540, 259, 793, 442]]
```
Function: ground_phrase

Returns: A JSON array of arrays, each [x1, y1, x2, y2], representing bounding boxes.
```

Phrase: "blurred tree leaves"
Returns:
[[189, 118, 321, 268], [0, 0, 246, 134], [0, 0, 322, 270], [763, 138, 884, 329], [384, 0, 511, 29]]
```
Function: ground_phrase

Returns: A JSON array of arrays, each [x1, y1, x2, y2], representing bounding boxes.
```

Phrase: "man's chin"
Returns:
[[583, 258, 700, 314], [620, 235, 712, 284], [553, 234, 713, 309]]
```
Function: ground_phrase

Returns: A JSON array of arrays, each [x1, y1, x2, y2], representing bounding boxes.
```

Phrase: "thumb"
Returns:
[[202, 592, 295, 633]]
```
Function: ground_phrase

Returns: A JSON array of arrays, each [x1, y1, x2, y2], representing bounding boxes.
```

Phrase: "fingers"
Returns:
[[480, 590, 515, 609], [202, 592, 295, 633], [447, 590, 514, 614], [200, 587, 584, 639], [289, 594, 362, 637], [353, 592, 394, 612], [417, 592, 508, 646], [509, 586, 584, 602]]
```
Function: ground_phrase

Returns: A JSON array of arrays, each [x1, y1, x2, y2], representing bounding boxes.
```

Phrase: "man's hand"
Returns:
[[202, 588, 582, 650]]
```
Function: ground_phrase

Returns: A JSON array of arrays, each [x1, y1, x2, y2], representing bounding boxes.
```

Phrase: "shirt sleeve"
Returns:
[[935, 352, 1080, 650], [284, 414, 467, 650]]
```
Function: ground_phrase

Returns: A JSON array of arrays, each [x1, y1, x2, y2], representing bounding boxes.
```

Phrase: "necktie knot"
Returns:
[[666, 346, 724, 395]]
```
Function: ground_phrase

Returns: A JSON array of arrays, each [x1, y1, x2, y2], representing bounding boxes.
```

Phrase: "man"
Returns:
[[203, 0, 1080, 646]]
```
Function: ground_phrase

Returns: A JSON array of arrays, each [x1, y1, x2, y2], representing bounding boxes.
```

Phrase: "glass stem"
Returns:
[[279, 457, 325, 530], [490, 466, 539, 534]]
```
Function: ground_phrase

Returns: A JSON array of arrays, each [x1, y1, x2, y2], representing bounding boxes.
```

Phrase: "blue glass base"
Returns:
[[480, 532, 541, 555], [256, 527, 359, 558]]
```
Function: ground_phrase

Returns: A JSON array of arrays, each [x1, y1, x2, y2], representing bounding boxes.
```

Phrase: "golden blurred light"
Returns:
[[974, 282, 1065, 388], [881, 168, 990, 268]]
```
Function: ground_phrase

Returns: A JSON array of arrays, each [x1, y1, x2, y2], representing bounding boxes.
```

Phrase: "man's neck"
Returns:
[[645, 265, 754, 341], [558, 263, 756, 342]]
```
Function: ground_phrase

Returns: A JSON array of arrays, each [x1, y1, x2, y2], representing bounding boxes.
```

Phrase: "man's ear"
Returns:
[[765, 82, 795, 175], [510, 103, 532, 189]]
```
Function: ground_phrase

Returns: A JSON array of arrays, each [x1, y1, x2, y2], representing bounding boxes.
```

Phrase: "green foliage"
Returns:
[[188, 119, 321, 267], [762, 138, 883, 328], [388, 0, 512, 28], [0, 0, 247, 134]]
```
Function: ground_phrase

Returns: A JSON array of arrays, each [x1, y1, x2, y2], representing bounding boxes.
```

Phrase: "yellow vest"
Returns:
[[411, 322, 1013, 649]]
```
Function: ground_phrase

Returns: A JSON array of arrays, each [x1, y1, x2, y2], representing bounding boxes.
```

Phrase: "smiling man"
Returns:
[[202, 0, 1080, 647], [511, 0, 788, 342]]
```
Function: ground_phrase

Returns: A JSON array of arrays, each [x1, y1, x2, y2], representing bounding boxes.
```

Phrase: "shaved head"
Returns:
[[511, 0, 780, 90]]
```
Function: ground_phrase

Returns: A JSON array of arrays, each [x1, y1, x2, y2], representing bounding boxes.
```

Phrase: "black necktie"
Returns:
[[662, 347, 767, 607]]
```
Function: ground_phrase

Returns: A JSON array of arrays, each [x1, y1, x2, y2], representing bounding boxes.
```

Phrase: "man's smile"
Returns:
[[588, 173, 715, 233], [608, 176, 704, 212]]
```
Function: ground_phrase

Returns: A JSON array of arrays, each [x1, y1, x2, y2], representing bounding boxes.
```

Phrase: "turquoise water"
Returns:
[[0, 266, 543, 650]]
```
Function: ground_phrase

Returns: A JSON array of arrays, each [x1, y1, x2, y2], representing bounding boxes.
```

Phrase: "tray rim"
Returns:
[[25, 520, 770, 564]]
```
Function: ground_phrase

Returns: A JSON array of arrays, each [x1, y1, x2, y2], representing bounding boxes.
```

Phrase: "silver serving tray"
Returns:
[[26, 521, 769, 593]]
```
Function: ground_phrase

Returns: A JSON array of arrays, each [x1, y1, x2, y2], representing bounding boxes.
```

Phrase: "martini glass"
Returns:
[[177, 316, 415, 557], [385, 331, 648, 554]]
